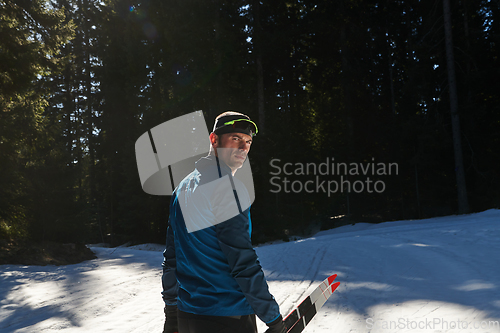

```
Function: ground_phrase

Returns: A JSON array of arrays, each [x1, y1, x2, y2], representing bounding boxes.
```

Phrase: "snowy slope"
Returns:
[[1, 210, 500, 333]]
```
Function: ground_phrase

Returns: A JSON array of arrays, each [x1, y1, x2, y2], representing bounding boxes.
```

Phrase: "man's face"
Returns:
[[212, 132, 252, 173]]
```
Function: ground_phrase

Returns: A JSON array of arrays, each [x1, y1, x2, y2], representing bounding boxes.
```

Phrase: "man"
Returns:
[[161, 111, 287, 333]]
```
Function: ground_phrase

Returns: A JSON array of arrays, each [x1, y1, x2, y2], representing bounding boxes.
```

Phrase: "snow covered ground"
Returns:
[[1, 209, 500, 333]]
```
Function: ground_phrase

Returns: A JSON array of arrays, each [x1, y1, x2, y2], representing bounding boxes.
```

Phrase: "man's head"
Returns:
[[209, 111, 257, 174]]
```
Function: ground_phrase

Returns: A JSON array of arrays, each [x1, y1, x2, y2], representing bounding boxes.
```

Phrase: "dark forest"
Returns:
[[1, 0, 499, 246]]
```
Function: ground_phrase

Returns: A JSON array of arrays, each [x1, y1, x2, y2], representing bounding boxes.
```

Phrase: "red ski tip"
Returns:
[[330, 281, 340, 292], [327, 274, 337, 285]]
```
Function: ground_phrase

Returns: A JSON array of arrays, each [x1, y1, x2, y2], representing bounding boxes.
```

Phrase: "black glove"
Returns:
[[265, 315, 287, 333], [162, 305, 178, 333]]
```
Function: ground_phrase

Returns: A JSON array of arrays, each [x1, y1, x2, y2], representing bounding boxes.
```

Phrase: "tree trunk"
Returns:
[[256, 53, 265, 134], [443, 0, 470, 214], [253, 0, 265, 134]]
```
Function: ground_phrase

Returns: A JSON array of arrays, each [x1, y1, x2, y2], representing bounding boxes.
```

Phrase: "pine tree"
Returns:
[[0, 0, 74, 239]]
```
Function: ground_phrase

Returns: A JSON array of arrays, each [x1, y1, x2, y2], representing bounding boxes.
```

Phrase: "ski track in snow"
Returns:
[[1, 210, 500, 332]]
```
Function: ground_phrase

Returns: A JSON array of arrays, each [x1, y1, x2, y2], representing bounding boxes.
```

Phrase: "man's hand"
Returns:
[[162, 305, 178, 333], [265, 315, 287, 333]]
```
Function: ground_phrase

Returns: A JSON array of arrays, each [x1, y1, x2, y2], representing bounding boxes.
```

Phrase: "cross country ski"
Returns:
[[283, 274, 340, 333]]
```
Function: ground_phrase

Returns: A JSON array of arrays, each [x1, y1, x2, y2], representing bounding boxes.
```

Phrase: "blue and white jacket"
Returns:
[[162, 155, 281, 324]]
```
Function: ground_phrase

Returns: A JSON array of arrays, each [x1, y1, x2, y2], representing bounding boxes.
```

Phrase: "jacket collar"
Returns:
[[195, 154, 233, 177]]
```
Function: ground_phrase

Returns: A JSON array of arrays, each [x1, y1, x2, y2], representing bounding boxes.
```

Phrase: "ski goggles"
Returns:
[[214, 118, 258, 137]]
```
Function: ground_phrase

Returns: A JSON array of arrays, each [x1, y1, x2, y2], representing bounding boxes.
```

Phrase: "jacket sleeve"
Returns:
[[161, 202, 178, 305], [215, 207, 281, 324]]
